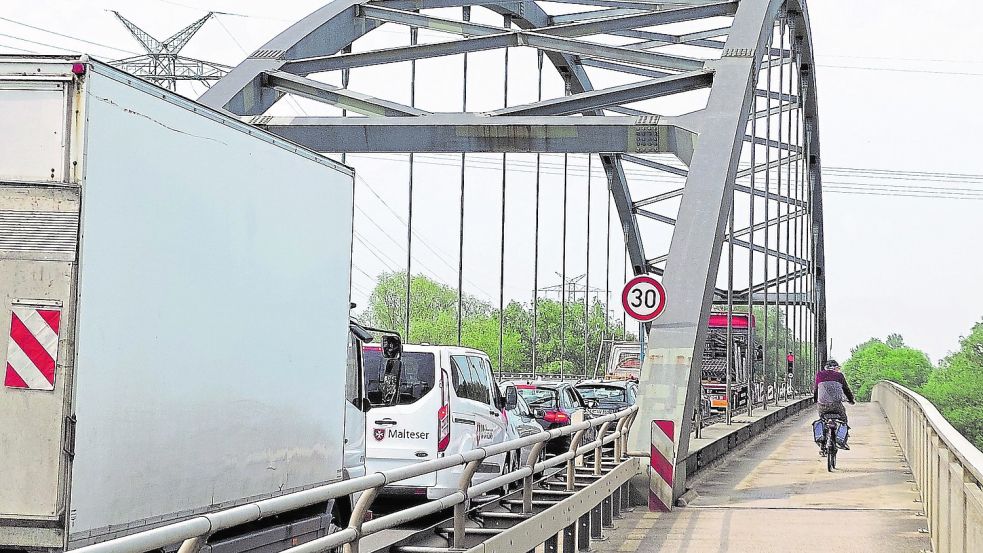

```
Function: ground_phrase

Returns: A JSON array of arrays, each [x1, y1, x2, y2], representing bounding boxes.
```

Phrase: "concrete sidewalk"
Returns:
[[597, 403, 932, 553]]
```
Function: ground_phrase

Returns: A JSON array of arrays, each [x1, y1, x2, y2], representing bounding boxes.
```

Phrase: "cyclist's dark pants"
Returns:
[[817, 402, 848, 423]]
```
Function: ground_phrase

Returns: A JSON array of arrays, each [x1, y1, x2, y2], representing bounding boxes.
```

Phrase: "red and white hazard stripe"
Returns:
[[649, 420, 675, 512], [4, 306, 61, 391]]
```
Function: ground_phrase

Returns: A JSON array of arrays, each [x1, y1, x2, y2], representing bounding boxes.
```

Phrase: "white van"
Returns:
[[363, 345, 513, 499]]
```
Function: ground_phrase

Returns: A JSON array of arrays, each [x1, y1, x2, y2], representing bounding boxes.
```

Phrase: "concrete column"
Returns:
[[929, 434, 940, 552], [948, 461, 969, 553], [923, 415, 930, 499], [965, 481, 983, 553], [936, 447, 951, 553]]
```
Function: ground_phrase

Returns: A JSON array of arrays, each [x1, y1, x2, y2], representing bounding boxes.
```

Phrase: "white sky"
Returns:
[[3, 0, 981, 363]]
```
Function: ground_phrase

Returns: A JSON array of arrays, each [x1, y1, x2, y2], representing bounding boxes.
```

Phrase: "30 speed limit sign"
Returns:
[[622, 275, 667, 322]]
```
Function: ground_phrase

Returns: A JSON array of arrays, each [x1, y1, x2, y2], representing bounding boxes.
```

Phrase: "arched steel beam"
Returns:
[[199, 0, 670, 275], [625, 0, 825, 506]]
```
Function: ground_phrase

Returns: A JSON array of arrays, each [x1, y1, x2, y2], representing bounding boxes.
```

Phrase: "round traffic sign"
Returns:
[[621, 275, 667, 322]]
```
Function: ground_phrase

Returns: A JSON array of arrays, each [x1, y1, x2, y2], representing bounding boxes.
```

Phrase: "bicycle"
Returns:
[[818, 414, 847, 471]]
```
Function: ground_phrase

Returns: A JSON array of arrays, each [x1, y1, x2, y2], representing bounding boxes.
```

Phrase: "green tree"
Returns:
[[920, 320, 983, 449], [359, 272, 629, 375], [842, 335, 932, 401]]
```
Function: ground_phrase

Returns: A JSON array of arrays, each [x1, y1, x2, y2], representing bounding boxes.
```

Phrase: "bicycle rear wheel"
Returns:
[[826, 429, 836, 472]]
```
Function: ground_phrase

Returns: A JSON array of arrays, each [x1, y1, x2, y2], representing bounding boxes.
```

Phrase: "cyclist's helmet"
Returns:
[[824, 359, 840, 370]]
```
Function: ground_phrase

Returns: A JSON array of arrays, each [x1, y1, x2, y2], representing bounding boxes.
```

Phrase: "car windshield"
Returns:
[[364, 348, 436, 406], [577, 386, 626, 402], [516, 386, 558, 408]]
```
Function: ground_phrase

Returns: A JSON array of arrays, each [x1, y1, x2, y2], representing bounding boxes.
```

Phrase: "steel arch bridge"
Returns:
[[200, 0, 826, 504]]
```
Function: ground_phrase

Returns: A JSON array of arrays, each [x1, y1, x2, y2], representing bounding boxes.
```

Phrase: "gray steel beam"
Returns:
[[744, 134, 804, 152], [524, 33, 707, 71], [753, 101, 796, 120], [745, 267, 811, 296], [616, 30, 725, 50], [608, 106, 654, 116], [731, 209, 805, 239], [249, 114, 689, 154], [713, 292, 811, 305], [282, 33, 517, 73], [633, 187, 684, 208], [736, 153, 802, 178], [730, 237, 808, 266], [199, 0, 377, 114], [489, 71, 712, 116], [358, 5, 502, 36], [282, 30, 705, 73], [754, 88, 798, 102], [634, 208, 676, 225], [579, 58, 671, 79], [539, 2, 737, 38], [628, 0, 786, 509], [551, 8, 646, 24], [622, 154, 688, 176], [522, 0, 722, 10], [264, 70, 427, 116]]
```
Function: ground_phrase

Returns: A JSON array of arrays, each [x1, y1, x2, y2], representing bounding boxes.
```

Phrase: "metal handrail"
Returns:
[[73, 405, 638, 553]]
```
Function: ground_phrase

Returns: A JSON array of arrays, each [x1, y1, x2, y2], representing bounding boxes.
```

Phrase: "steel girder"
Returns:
[[200, 0, 660, 274], [201, 0, 826, 506]]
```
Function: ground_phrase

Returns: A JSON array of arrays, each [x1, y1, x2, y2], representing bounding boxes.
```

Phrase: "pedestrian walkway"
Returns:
[[598, 403, 932, 552]]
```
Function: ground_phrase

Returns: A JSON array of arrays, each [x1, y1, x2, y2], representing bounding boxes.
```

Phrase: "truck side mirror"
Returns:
[[504, 386, 518, 411]]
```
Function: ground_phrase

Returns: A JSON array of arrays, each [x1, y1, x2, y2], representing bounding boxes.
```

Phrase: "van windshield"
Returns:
[[364, 348, 436, 406]]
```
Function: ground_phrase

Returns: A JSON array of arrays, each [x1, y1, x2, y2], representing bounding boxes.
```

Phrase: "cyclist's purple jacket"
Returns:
[[813, 370, 855, 405]]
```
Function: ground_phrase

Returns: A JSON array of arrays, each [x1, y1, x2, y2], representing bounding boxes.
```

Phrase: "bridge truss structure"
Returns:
[[201, 0, 825, 504]]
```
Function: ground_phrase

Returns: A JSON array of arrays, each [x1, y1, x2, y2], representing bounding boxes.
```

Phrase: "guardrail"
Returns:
[[73, 406, 638, 553], [872, 381, 983, 553]]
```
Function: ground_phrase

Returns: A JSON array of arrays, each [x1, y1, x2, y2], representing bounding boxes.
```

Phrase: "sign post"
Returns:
[[621, 276, 679, 512]]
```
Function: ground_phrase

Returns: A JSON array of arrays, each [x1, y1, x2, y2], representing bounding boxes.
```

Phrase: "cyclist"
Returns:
[[814, 359, 856, 450]]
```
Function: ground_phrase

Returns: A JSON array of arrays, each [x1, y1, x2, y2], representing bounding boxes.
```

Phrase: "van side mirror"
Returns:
[[504, 386, 518, 411], [382, 334, 402, 360], [378, 335, 403, 406], [359, 397, 372, 413], [381, 358, 402, 406]]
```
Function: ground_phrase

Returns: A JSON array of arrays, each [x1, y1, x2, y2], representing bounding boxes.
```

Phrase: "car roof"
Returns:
[[512, 381, 569, 389], [576, 379, 632, 388]]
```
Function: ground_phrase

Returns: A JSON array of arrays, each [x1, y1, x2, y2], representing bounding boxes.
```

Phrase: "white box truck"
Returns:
[[0, 55, 374, 552]]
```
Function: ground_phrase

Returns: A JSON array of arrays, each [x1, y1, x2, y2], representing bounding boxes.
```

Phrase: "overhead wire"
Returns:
[[0, 41, 38, 53], [0, 16, 139, 55]]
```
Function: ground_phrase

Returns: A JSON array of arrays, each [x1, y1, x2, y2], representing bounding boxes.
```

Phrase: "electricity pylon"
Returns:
[[109, 11, 230, 91]]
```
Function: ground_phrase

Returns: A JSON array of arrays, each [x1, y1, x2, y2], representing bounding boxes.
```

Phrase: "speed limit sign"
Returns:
[[622, 275, 667, 322]]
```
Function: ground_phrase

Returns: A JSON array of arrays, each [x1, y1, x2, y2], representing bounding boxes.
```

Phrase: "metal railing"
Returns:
[[873, 381, 983, 553], [73, 406, 638, 553]]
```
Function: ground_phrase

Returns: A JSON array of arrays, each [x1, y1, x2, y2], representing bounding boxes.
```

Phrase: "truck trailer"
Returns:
[[0, 55, 368, 552], [605, 312, 756, 413]]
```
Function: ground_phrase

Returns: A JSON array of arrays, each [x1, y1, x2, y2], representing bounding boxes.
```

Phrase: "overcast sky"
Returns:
[[3, 0, 981, 363]]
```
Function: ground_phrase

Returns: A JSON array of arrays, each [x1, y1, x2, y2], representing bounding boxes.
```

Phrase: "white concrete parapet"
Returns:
[[873, 381, 983, 552]]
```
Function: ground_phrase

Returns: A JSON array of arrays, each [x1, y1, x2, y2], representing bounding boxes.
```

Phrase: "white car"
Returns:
[[363, 344, 513, 499]]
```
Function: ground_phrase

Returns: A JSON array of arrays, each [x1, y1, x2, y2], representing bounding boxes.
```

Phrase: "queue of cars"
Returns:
[[361, 343, 640, 498]]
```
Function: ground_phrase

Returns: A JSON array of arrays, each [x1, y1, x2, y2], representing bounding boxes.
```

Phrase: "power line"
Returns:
[[817, 64, 983, 78], [0, 16, 138, 55], [0, 41, 38, 53], [0, 31, 85, 54], [818, 53, 983, 65]]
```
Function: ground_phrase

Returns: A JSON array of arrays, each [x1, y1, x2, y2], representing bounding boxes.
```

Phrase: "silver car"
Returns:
[[500, 385, 546, 471]]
